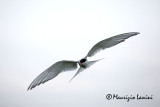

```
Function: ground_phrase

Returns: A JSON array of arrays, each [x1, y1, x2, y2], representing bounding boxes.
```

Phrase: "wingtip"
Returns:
[[128, 32, 140, 35], [27, 87, 31, 91], [27, 86, 34, 91], [132, 32, 140, 35], [136, 32, 140, 34]]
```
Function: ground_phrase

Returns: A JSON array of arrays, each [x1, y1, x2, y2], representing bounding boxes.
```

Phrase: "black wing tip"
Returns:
[[128, 32, 140, 35], [27, 88, 31, 91], [27, 85, 31, 91], [27, 84, 42, 91], [137, 32, 140, 34], [27, 86, 33, 91], [134, 32, 140, 35], [27, 84, 37, 91], [27, 77, 54, 91], [122, 32, 140, 38], [27, 85, 36, 91]]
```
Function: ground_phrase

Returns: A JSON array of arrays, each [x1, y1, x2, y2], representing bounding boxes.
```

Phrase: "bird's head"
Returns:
[[80, 58, 86, 64], [78, 58, 88, 66]]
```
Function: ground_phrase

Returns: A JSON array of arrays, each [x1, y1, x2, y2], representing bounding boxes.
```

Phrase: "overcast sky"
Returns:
[[0, 0, 160, 107]]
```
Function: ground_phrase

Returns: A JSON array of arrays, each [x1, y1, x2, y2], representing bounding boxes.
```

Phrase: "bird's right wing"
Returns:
[[87, 32, 140, 57], [28, 60, 78, 90]]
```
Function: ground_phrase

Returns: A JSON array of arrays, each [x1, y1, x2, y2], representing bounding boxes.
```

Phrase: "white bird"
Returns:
[[27, 32, 140, 90]]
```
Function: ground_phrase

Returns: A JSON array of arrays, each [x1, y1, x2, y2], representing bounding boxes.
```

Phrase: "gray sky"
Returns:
[[0, 0, 160, 107]]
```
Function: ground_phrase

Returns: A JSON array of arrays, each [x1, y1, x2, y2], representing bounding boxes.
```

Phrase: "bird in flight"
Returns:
[[28, 32, 140, 90]]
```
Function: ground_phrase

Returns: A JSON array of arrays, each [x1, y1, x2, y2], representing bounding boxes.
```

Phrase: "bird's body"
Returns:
[[28, 32, 140, 90]]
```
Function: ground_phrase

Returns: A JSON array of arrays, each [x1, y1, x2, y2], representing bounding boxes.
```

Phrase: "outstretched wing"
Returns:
[[69, 59, 102, 82], [28, 60, 78, 90], [87, 32, 140, 57]]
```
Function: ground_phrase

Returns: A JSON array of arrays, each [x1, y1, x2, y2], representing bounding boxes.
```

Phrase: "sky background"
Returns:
[[0, 0, 160, 107]]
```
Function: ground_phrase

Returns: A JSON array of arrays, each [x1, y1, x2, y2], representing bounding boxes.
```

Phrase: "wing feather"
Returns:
[[28, 60, 78, 90], [87, 32, 140, 57]]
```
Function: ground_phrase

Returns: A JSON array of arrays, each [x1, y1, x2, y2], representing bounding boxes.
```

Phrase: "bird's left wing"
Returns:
[[87, 32, 140, 57], [28, 60, 78, 90]]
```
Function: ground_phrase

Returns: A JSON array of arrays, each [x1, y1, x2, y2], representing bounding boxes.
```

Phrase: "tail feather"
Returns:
[[69, 58, 104, 82]]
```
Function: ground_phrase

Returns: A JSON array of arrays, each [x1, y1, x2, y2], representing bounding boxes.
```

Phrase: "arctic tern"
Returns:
[[28, 32, 140, 90]]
